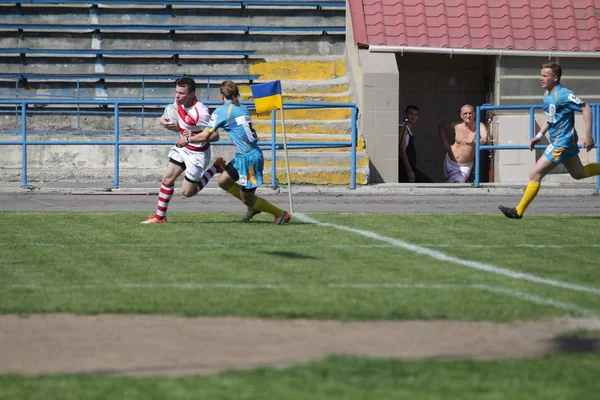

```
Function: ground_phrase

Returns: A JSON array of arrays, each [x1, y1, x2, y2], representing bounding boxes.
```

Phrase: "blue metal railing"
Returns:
[[475, 104, 600, 193], [0, 99, 359, 189]]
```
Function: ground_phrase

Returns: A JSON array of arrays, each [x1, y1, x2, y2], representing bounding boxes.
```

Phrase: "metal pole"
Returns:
[[474, 106, 481, 187], [596, 105, 599, 193], [279, 108, 293, 214], [113, 103, 120, 188], [271, 109, 277, 188], [20, 103, 28, 188]]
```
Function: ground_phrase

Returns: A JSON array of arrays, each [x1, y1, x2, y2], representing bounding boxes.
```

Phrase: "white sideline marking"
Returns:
[[1, 283, 592, 315], [295, 213, 600, 296], [427, 244, 600, 249]]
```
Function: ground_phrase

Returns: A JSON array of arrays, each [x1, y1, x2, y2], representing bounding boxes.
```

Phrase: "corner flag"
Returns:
[[251, 81, 283, 114], [251, 80, 294, 213]]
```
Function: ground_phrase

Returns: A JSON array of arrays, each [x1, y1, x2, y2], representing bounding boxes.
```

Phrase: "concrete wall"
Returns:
[[358, 51, 399, 183], [344, 7, 362, 111]]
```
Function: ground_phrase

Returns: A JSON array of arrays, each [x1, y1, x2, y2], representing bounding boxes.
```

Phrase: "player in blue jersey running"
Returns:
[[499, 61, 600, 219], [176, 80, 291, 225]]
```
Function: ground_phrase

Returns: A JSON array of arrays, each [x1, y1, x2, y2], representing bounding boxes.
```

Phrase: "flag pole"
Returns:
[[279, 107, 294, 214]]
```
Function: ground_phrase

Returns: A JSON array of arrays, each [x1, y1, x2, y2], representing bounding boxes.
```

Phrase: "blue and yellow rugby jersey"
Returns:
[[207, 100, 261, 156], [543, 84, 585, 145]]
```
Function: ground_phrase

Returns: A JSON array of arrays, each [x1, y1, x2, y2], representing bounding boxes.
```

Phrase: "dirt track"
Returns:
[[2, 315, 600, 376]]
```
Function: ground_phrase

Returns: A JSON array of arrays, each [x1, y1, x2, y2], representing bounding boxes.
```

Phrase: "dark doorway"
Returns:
[[396, 53, 495, 183]]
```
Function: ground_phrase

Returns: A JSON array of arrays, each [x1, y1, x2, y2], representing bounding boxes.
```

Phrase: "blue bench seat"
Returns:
[[0, 48, 254, 58], [0, 73, 261, 82], [0, 23, 344, 34], [10, 1, 345, 8]]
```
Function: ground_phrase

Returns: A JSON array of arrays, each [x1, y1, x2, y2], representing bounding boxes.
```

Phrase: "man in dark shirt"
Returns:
[[398, 105, 432, 183]]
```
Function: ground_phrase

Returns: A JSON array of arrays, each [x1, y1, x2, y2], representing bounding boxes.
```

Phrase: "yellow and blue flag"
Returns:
[[251, 80, 283, 113]]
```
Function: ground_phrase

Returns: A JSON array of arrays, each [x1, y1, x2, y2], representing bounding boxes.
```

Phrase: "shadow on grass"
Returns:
[[260, 251, 318, 259], [550, 336, 600, 354], [169, 220, 310, 225]]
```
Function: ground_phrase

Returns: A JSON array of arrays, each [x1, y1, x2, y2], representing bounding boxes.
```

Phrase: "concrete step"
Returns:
[[0, 165, 368, 187], [263, 165, 368, 186], [0, 112, 353, 134], [0, 75, 353, 104], [251, 107, 352, 121], [252, 119, 351, 135], [0, 32, 346, 57], [0, 57, 252, 76], [0, 56, 348, 81], [256, 134, 365, 151], [262, 151, 369, 168], [249, 57, 346, 80]]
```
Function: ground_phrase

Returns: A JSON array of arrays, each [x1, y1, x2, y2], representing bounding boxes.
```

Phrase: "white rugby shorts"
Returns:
[[168, 144, 211, 182]]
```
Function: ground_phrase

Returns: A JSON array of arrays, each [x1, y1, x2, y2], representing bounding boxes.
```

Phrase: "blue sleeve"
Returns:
[[207, 106, 227, 131], [559, 88, 584, 112]]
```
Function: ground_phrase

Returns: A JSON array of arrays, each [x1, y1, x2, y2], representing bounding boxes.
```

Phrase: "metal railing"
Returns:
[[0, 99, 359, 189], [475, 103, 600, 193]]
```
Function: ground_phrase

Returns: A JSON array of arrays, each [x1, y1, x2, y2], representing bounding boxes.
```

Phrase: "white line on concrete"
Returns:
[[295, 213, 600, 296], [1, 283, 592, 315]]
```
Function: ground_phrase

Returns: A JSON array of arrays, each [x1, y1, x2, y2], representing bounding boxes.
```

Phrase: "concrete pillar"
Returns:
[[358, 50, 399, 183]]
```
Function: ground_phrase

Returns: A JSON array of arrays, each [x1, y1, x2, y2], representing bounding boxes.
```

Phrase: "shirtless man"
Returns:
[[439, 104, 488, 183]]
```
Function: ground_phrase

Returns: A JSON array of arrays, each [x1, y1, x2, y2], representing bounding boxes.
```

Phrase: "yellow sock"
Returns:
[[253, 197, 285, 217], [226, 185, 260, 212], [515, 181, 540, 216], [226, 184, 242, 200], [583, 163, 600, 178]]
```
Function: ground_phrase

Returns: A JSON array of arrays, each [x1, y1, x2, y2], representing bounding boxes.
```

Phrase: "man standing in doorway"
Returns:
[[398, 105, 432, 183], [439, 104, 488, 183]]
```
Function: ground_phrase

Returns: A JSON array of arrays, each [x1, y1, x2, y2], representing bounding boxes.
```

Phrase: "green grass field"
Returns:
[[1, 211, 600, 399]]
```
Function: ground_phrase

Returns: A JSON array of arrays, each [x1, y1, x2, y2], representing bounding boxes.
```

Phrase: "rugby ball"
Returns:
[[163, 104, 180, 126]]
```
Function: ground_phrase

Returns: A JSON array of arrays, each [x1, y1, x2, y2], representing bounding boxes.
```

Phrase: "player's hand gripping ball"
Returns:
[[163, 104, 180, 128]]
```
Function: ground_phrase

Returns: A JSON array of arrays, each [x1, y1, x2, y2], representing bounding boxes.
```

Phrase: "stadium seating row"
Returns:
[[0, 73, 261, 101], [0, 48, 254, 58], [0, 73, 260, 82], [0, 23, 344, 35], [7, 0, 345, 8]]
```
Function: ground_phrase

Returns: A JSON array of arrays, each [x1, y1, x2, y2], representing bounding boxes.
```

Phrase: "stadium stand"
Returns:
[[0, 0, 368, 185]]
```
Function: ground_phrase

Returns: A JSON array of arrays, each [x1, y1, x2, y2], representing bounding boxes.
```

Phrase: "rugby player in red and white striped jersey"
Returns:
[[141, 77, 226, 224]]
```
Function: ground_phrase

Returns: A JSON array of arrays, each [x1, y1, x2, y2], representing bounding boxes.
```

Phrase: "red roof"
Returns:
[[348, 0, 600, 52]]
